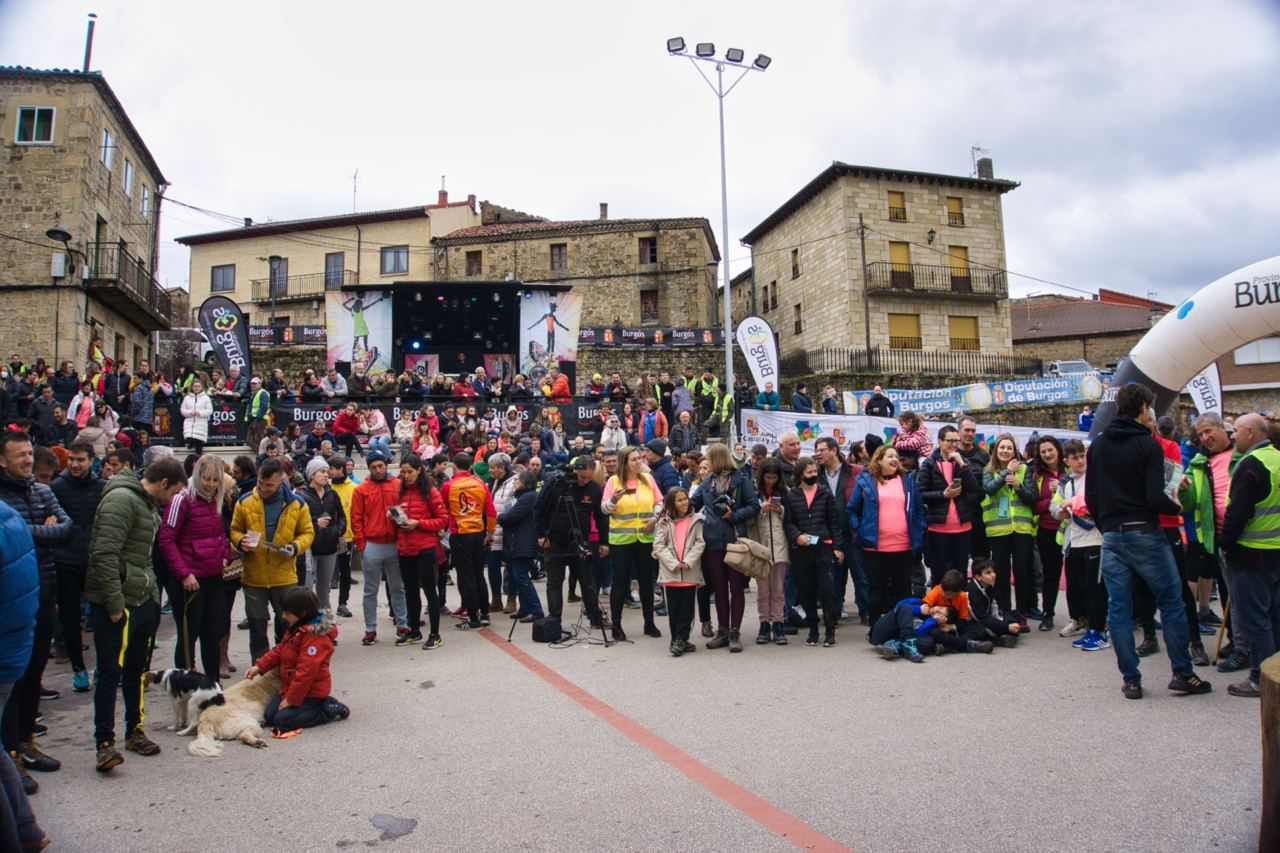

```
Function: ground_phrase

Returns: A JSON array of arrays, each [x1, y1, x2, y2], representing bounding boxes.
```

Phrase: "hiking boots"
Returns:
[[878, 639, 902, 660], [707, 629, 729, 650], [701, 621, 714, 638], [966, 640, 995, 654], [1135, 633, 1160, 657], [1122, 680, 1144, 700], [772, 622, 787, 645], [124, 728, 160, 756], [901, 639, 925, 662], [1167, 673, 1212, 695], [17, 741, 60, 772], [756, 624, 771, 645], [95, 741, 123, 772], [728, 629, 743, 653], [12, 757, 37, 794]]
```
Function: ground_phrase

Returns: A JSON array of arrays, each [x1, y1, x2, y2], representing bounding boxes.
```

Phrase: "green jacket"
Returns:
[[85, 475, 161, 614], [1180, 447, 1244, 553]]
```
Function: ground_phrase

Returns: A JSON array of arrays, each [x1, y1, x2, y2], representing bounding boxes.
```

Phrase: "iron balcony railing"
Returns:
[[779, 346, 1042, 378], [250, 270, 357, 303], [866, 261, 1007, 298], [86, 241, 171, 328]]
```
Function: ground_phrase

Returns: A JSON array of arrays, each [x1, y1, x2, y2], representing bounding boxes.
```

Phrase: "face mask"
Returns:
[[802, 474, 819, 485]]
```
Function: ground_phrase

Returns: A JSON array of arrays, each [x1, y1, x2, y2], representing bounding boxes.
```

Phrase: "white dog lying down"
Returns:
[[188, 671, 281, 757]]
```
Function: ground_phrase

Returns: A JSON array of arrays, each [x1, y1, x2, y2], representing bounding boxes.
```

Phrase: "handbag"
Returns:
[[724, 538, 772, 581], [222, 554, 244, 582]]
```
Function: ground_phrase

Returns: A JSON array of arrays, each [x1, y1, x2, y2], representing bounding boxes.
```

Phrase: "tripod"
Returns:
[[553, 481, 619, 648]]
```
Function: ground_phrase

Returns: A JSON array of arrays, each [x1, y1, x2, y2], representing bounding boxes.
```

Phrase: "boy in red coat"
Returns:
[[245, 588, 349, 729]]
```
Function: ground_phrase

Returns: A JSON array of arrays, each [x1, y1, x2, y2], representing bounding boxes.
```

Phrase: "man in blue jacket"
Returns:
[[645, 439, 681, 495], [0, 498, 46, 850]]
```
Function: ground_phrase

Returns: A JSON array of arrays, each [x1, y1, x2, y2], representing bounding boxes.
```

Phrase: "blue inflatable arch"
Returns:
[[1090, 255, 1280, 437]]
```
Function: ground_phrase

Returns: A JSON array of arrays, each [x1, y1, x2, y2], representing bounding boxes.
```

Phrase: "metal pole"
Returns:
[[716, 62, 735, 441], [858, 213, 872, 369]]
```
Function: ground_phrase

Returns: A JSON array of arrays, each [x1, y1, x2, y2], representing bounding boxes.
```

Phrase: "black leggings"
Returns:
[[55, 562, 86, 671], [665, 585, 696, 642], [861, 548, 915, 623], [187, 437, 205, 455], [989, 533, 1034, 614], [610, 542, 656, 628], [697, 585, 712, 624], [336, 433, 359, 457], [792, 544, 837, 630], [167, 575, 227, 678], [1066, 545, 1107, 630], [400, 550, 441, 636], [336, 550, 353, 607], [1037, 527, 1064, 619]]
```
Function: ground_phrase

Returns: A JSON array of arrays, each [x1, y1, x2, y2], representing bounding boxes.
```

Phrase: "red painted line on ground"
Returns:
[[480, 629, 853, 853]]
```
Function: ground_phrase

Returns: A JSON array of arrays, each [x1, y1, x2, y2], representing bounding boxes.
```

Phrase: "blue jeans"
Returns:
[[368, 436, 391, 458], [1101, 529, 1192, 683], [506, 556, 543, 617], [0, 682, 43, 848], [487, 551, 507, 599], [1226, 557, 1280, 683]]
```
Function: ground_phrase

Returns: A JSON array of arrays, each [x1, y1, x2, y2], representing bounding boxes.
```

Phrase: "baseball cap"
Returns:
[[571, 455, 595, 470]]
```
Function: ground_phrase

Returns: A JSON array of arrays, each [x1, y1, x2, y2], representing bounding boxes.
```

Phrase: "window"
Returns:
[[465, 250, 482, 276], [793, 304, 803, 334], [640, 290, 659, 324], [380, 245, 408, 275], [761, 285, 769, 313], [947, 196, 965, 226], [887, 190, 906, 221], [269, 257, 288, 296], [947, 245, 971, 293], [550, 243, 568, 271], [639, 237, 657, 265], [949, 315, 979, 351], [790, 248, 801, 279], [100, 128, 114, 169], [770, 282, 779, 310], [15, 107, 54, 144], [1234, 337, 1280, 365], [889, 241, 913, 288], [887, 313, 922, 349], [210, 265, 235, 293], [325, 252, 345, 287], [122, 159, 134, 197], [139, 186, 150, 216]]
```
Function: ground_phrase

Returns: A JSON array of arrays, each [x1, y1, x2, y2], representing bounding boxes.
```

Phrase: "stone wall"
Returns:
[[1013, 331, 1144, 367], [576, 345, 724, 391]]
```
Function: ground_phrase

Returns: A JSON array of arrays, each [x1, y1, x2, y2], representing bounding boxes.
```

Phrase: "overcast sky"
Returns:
[[3, 0, 1277, 305]]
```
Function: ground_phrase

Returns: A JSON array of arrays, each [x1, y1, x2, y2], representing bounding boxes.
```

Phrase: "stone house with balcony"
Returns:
[[178, 190, 482, 328], [0, 66, 170, 370], [736, 160, 1018, 368]]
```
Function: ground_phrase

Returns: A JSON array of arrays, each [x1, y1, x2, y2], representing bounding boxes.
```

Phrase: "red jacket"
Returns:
[[333, 411, 361, 437], [350, 475, 401, 549], [254, 613, 337, 707], [451, 381, 476, 399], [1156, 435, 1182, 530], [397, 484, 448, 556], [548, 374, 571, 403]]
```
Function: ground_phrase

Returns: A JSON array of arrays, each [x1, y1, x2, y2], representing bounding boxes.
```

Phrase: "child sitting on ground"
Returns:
[[245, 587, 350, 730], [869, 597, 950, 662], [966, 559, 1022, 648], [922, 570, 972, 621]]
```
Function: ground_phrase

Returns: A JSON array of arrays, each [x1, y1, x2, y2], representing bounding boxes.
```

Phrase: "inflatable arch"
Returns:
[[1090, 255, 1280, 437]]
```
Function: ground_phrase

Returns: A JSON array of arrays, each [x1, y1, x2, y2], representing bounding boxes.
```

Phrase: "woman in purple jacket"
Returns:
[[159, 454, 233, 679]]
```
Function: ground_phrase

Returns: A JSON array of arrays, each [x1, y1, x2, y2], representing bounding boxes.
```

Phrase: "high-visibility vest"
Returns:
[[1236, 444, 1280, 550], [981, 464, 1035, 537], [607, 474, 659, 545]]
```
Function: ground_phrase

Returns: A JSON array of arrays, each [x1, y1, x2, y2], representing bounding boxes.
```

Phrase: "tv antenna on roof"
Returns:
[[970, 144, 991, 177]]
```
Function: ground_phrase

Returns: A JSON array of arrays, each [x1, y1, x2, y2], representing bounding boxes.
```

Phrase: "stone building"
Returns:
[[0, 66, 170, 370], [178, 190, 482, 327], [430, 205, 721, 328], [736, 160, 1018, 362], [1010, 290, 1168, 367]]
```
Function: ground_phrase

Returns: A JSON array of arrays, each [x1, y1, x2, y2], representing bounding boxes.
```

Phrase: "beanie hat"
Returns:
[[305, 457, 329, 481]]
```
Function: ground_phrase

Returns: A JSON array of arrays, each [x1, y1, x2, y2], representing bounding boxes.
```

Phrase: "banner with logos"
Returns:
[[577, 327, 725, 348], [197, 296, 251, 378], [1182, 363, 1223, 415], [326, 292, 392, 374], [844, 373, 1106, 417], [739, 408, 1087, 454], [735, 316, 779, 393], [247, 325, 327, 347]]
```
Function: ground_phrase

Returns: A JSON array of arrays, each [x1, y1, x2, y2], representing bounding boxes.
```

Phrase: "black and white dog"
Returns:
[[151, 669, 226, 736]]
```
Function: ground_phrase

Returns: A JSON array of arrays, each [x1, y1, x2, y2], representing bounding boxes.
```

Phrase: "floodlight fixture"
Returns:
[[753, 53, 772, 70], [695, 42, 715, 58], [667, 37, 686, 54], [725, 48, 744, 63]]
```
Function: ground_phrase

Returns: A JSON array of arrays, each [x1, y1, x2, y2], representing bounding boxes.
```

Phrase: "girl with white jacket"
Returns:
[[181, 379, 214, 453]]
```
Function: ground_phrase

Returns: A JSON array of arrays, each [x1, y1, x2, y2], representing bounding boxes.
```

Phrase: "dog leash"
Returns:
[[182, 590, 198, 671]]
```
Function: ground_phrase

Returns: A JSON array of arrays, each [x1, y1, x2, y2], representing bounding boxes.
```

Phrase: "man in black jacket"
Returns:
[[864, 385, 895, 418], [0, 432, 72, 781], [534, 456, 608, 626], [957, 416, 991, 560], [50, 440, 105, 693], [49, 362, 79, 408], [1085, 383, 1210, 700], [101, 362, 131, 415]]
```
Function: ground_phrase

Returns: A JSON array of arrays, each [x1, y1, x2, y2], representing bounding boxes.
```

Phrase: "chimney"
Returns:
[[437, 189, 449, 205], [467, 194, 476, 212], [243, 217, 253, 227], [976, 157, 994, 180], [599, 202, 608, 221]]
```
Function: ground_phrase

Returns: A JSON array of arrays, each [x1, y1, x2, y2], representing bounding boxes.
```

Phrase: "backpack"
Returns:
[[531, 616, 568, 643]]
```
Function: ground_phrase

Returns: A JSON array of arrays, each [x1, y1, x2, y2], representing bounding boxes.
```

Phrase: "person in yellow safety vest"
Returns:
[[1218, 413, 1280, 697], [705, 391, 734, 439], [980, 433, 1037, 629], [601, 446, 664, 642]]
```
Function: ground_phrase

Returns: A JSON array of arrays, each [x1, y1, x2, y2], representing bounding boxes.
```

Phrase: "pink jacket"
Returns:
[[158, 491, 233, 580]]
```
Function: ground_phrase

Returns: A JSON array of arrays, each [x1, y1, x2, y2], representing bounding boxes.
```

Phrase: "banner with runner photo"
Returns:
[[326, 291, 391, 374], [519, 289, 582, 379]]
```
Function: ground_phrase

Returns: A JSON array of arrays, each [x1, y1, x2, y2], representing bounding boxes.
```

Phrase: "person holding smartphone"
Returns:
[[917, 425, 982, 586], [783, 457, 845, 647]]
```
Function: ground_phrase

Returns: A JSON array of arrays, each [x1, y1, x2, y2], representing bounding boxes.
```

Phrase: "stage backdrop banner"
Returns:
[[519, 289, 583, 377], [326, 292, 391, 374], [844, 373, 1106, 417], [404, 354, 439, 378], [735, 316, 779, 393], [483, 354, 515, 385], [740, 409, 1087, 454], [197, 296, 251, 378], [1183, 363, 1223, 415]]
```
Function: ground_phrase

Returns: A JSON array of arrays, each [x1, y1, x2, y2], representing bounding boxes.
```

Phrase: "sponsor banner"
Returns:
[[577, 327, 725, 347], [735, 317, 779, 393], [326, 291, 392, 374], [520, 290, 583, 376], [197, 296, 251, 378], [740, 409, 1086, 454], [245, 325, 328, 346], [844, 373, 1106, 417], [1183, 363, 1223, 415]]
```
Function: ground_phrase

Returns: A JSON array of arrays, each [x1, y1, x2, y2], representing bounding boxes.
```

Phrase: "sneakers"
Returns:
[[756, 624, 771, 645], [1079, 631, 1110, 651], [1198, 622, 1218, 636], [1135, 634, 1160, 657], [1038, 617, 1055, 632], [679, 640, 698, 654], [321, 697, 351, 720], [1198, 609, 1222, 626], [1027, 607, 1045, 620], [1228, 679, 1261, 698], [38, 687, 58, 701], [454, 621, 481, 631], [822, 628, 836, 648], [1190, 645, 1211, 667], [237, 618, 250, 630], [670, 639, 684, 657], [901, 638, 925, 663], [1072, 630, 1094, 648], [1059, 620, 1086, 638], [1217, 652, 1250, 673], [772, 622, 787, 645], [395, 632, 423, 647], [878, 639, 901, 660], [805, 629, 819, 647], [94, 740, 123, 773], [72, 668, 90, 692], [1168, 673, 1212, 695], [1122, 680, 1144, 700], [422, 634, 442, 650], [361, 631, 377, 645], [336, 605, 353, 618], [966, 640, 994, 654], [124, 728, 161, 756], [17, 741, 60, 772]]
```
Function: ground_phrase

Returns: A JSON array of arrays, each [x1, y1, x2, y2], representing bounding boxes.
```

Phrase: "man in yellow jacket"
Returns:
[[231, 457, 315, 662]]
